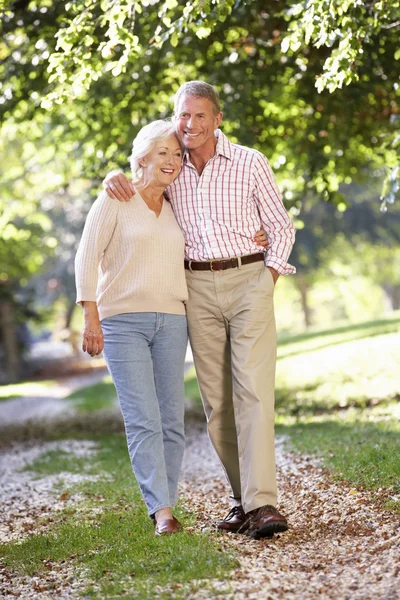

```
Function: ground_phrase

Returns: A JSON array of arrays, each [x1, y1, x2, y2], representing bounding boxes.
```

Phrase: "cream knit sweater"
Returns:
[[75, 191, 188, 320]]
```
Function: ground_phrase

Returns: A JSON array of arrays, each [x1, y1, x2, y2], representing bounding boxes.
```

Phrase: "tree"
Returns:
[[1, 0, 399, 205], [1, 0, 399, 376], [291, 183, 400, 326]]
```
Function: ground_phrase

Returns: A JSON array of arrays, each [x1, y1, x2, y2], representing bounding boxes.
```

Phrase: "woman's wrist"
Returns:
[[81, 301, 98, 315]]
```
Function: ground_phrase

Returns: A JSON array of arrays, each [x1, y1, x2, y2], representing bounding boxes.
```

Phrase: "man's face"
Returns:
[[175, 95, 222, 153]]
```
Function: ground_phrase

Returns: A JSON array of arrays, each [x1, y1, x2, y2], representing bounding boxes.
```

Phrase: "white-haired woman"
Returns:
[[75, 120, 187, 536]]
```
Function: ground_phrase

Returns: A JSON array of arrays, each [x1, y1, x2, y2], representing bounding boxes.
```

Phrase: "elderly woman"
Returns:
[[75, 120, 187, 536]]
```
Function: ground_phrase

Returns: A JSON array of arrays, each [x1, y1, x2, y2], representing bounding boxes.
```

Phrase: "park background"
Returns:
[[0, 1, 399, 599]]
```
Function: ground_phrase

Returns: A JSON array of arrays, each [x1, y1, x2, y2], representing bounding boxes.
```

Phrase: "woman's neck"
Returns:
[[135, 181, 164, 204]]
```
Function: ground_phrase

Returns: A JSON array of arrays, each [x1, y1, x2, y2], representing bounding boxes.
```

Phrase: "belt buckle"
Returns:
[[210, 259, 216, 272]]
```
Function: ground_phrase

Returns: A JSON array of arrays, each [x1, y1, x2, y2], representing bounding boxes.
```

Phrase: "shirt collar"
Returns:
[[183, 129, 233, 165]]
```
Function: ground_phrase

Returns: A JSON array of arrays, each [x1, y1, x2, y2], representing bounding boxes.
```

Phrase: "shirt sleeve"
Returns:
[[75, 191, 119, 303], [252, 153, 296, 275]]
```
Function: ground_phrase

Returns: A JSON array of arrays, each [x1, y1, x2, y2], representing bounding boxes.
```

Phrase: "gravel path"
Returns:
[[181, 419, 400, 600], [0, 386, 399, 599]]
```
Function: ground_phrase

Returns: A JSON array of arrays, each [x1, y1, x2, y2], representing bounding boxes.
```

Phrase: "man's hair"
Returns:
[[129, 120, 183, 180], [174, 81, 221, 116]]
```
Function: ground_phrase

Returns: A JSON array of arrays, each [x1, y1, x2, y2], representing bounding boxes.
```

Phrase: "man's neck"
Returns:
[[188, 135, 218, 175]]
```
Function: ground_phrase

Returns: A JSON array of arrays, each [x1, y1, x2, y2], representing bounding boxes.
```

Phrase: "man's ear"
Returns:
[[215, 111, 223, 129]]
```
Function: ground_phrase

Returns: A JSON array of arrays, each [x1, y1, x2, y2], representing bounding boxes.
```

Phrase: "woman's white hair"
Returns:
[[129, 120, 182, 180]]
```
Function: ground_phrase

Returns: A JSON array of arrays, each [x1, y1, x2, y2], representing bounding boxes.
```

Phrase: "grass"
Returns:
[[184, 315, 400, 509], [0, 380, 55, 402], [275, 331, 400, 414], [277, 408, 400, 508], [1, 434, 237, 599], [277, 313, 400, 356], [21, 448, 94, 476], [65, 376, 117, 412], [2, 315, 399, 596]]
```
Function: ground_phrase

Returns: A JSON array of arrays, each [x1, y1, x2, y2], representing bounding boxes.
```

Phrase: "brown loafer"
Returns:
[[217, 505, 249, 533], [246, 505, 288, 539], [155, 516, 182, 537]]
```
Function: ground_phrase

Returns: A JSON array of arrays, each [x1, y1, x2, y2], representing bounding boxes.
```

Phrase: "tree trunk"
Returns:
[[296, 276, 313, 329], [0, 300, 20, 383], [382, 284, 400, 311]]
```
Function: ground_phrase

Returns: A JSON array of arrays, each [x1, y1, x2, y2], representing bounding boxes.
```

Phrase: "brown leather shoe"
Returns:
[[217, 505, 249, 533], [154, 516, 182, 537], [246, 505, 288, 539]]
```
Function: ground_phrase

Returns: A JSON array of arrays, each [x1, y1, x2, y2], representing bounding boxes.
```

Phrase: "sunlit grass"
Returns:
[[277, 405, 400, 510], [183, 318, 400, 507], [277, 313, 400, 357], [1, 434, 237, 599], [275, 331, 400, 413], [65, 376, 117, 412], [0, 380, 55, 402]]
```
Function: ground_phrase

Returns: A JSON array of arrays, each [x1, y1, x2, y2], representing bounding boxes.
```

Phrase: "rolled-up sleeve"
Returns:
[[253, 154, 296, 275]]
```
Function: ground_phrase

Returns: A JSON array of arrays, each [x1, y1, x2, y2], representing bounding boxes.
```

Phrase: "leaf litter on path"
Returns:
[[0, 415, 399, 599]]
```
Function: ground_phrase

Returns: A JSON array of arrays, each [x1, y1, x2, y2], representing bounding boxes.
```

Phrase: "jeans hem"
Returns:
[[149, 503, 174, 517]]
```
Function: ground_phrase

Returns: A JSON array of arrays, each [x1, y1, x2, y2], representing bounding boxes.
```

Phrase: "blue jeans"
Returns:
[[101, 312, 188, 516]]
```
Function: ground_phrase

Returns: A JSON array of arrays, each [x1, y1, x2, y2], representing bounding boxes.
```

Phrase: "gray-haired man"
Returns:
[[105, 81, 296, 538]]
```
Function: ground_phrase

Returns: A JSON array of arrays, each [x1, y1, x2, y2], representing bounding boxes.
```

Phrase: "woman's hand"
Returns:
[[254, 229, 268, 249], [81, 302, 104, 357], [104, 172, 136, 201]]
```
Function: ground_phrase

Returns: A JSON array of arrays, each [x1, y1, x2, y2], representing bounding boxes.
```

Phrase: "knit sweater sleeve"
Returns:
[[75, 191, 119, 303]]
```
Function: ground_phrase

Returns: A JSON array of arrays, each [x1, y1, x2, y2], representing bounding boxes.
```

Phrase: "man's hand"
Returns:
[[104, 172, 136, 201], [268, 267, 280, 285], [254, 230, 268, 249]]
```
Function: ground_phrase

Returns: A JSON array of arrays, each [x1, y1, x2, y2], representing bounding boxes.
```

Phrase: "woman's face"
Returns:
[[140, 135, 183, 188]]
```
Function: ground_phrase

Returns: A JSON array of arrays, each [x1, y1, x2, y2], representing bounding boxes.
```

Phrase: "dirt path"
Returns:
[[181, 418, 400, 600], [0, 380, 399, 599]]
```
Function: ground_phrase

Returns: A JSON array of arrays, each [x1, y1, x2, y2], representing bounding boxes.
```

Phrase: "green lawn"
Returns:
[[0, 380, 55, 402], [2, 315, 399, 597], [1, 434, 237, 599], [184, 314, 400, 508], [65, 376, 117, 412]]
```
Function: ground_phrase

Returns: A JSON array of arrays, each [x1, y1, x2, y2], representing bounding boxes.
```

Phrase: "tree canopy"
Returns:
[[1, 0, 399, 208], [1, 0, 399, 379]]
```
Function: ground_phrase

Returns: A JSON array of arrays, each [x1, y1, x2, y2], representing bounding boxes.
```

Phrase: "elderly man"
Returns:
[[105, 81, 295, 539]]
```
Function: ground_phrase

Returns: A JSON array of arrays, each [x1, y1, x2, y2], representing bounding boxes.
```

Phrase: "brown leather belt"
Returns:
[[184, 252, 264, 272]]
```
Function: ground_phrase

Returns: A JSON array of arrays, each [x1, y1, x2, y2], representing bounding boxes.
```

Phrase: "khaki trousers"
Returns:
[[185, 261, 277, 513]]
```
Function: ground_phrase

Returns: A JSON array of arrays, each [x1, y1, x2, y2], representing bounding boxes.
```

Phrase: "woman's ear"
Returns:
[[139, 158, 147, 167]]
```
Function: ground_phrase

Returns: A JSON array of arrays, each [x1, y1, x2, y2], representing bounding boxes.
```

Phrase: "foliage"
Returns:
[[0, 0, 399, 353], [0, 132, 58, 286], [1, 0, 399, 205]]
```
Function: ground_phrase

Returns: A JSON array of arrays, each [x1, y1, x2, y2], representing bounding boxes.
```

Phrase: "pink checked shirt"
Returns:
[[167, 130, 295, 275]]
